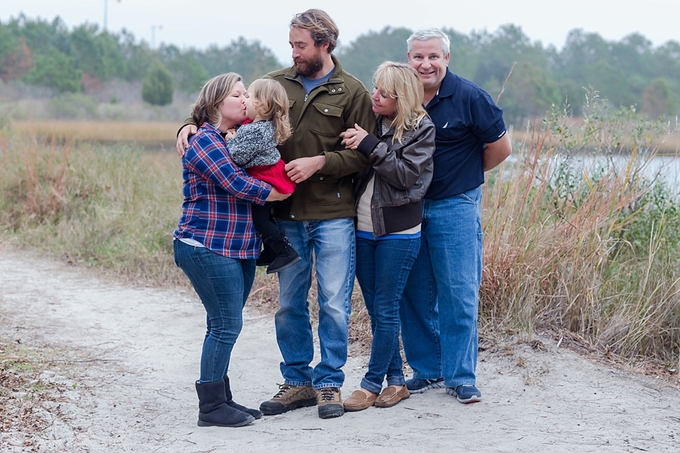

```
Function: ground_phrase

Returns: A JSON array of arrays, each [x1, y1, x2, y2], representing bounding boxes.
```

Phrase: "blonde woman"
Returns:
[[340, 61, 436, 410]]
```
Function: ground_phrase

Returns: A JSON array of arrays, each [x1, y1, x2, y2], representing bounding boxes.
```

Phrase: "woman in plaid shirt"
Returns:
[[173, 73, 289, 428]]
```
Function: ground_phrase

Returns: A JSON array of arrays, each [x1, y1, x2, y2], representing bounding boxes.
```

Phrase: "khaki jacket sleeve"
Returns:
[[318, 90, 375, 178], [177, 117, 198, 137]]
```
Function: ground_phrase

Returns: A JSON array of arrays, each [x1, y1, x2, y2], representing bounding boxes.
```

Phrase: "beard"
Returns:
[[294, 55, 324, 78]]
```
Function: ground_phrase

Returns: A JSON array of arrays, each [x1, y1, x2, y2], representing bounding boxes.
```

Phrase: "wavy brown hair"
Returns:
[[290, 9, 339, 53], [191, 72, 242, 127]]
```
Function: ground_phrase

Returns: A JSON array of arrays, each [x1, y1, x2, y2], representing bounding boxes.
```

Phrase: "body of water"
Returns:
[[564, 154, 680, 187]]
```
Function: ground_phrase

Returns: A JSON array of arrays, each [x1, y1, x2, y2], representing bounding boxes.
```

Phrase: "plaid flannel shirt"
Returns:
[[174, 122, 271, 259]]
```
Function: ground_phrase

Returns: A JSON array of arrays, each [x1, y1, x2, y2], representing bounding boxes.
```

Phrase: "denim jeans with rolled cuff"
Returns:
[[356, 234, 419, 394]]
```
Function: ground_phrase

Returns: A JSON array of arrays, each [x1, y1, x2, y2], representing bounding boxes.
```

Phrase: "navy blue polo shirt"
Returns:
[[425, 69, 507, 200]]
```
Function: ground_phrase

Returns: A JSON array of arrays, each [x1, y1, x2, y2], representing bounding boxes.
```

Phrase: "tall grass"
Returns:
[[483, 93, 680, 366], [0, 128, 185, 285], [1, 98, 679, 367]]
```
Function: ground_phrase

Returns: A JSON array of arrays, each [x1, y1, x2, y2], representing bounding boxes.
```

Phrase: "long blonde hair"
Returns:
[[248, 78, 292, 143], [373, 61, 427, 144], [191, 72, 242, 127]]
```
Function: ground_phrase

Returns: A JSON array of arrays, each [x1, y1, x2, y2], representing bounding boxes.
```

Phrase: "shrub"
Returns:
[[141, 62, 174, 106], [47, 93, 99, 120]]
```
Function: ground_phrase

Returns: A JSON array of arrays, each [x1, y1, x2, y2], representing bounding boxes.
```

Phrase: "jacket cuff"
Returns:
[[357, 134, 380, 156]]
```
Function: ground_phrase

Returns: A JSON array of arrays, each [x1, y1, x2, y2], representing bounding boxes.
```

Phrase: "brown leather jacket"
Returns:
[[354, 115, 436, 236]]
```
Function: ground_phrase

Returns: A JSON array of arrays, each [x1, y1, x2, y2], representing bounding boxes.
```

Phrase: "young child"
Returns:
[[224, 78, 300, 274]]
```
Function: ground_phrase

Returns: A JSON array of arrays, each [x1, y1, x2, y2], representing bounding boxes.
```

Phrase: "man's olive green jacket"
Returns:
[[266, 55, 375, 221]]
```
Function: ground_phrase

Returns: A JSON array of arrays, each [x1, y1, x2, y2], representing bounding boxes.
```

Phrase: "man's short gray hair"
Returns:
[[407, 27, 451, 55]]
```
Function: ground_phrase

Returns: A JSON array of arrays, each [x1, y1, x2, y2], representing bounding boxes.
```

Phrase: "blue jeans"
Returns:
[[400, 186, 483, 388], [356, 235, 420, 394], [275, 218, 355, 389], [173, 240, 256, 383]]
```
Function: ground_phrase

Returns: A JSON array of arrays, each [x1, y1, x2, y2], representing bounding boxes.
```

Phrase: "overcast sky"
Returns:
[[2, 0, 679, 64]]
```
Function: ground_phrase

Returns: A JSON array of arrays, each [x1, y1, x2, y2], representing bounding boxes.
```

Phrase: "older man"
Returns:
[[400, 27, 512, 404]]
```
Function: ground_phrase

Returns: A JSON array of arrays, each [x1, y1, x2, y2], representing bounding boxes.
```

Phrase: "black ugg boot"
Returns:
[[195, 380, 255, 427], [265, 230, 301, 274], [255, 242, 275, 266], [223, 376, 263, 419]]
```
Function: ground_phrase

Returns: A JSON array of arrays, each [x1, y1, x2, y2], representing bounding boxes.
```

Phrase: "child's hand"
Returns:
[[224, 129, 236, 139]]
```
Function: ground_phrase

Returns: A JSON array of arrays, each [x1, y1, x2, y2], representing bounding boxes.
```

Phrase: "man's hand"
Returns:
[[176, 124, 198, 156], [285, 155, 326, 184]]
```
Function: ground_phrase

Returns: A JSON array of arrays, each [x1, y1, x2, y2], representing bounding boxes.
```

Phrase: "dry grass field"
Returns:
[[2, 110, 679, 368], [8, 115, 680, 155], [9, 120, 180, 148], [509, 119, 680, 155]]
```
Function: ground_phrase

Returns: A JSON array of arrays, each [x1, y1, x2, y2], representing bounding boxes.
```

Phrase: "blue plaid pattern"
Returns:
[[174, 123, 271, 259]]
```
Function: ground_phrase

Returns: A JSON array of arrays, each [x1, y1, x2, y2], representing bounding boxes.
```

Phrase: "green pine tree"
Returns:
[[141, 61, 174, 106]]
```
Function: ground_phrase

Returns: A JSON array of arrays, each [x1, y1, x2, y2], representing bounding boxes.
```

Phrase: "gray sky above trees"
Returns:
[[2, 0, 679, 64]]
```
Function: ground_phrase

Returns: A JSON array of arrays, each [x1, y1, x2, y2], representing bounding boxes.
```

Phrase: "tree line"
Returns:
[[1, 14, 678, 123]]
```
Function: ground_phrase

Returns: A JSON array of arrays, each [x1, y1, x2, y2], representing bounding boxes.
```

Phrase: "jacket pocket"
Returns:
[[309, 103, 344, 136]]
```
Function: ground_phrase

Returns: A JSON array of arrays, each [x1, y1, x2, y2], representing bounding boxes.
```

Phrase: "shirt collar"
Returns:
[[437, 69, 456, 99]]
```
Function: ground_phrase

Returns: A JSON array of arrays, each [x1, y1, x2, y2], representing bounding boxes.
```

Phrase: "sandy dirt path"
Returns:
[[1, 248, 678, 452]]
